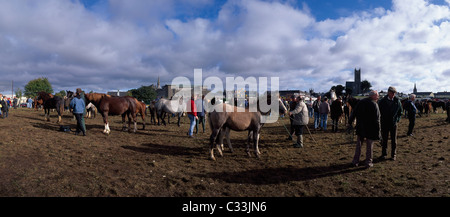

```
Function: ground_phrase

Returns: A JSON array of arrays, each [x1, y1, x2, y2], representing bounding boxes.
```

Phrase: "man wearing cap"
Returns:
[[289, 96, 309, 148], [378, 86, 403, 161], [348, 90, 381, 168]]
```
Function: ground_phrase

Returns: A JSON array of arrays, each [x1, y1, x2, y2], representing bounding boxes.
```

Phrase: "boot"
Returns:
[[293, 135, 303, 148]]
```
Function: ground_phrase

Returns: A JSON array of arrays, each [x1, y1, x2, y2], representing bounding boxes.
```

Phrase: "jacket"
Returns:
[[378, 95, 402, 129], [319, 101, 330, 114], [69, 96, 86, 114], [312, 100, 321, 113], [349, 97, 381, 140], [330, 99, 343, 119], [291, 100, 309, 126], [188, 98, 197, 117]]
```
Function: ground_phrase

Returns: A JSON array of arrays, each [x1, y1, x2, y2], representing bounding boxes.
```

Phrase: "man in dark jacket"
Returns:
[[330, 96, 344, 133], [378, 86, 402, 161], [406, 94, 417, 136], [348, 91, 381, 168], [70, 91, 86, 136]]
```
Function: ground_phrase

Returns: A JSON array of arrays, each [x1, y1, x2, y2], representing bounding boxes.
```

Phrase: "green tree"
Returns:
[[361, 80, 372, 93], [128, 85, 157, 104], [15, 88, 23, 99], [24, 77, 53, 98], [55, 90, 66, 98]]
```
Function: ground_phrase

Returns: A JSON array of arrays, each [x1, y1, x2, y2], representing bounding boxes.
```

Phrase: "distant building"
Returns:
[[278, 90, 308, 99], [434, 91, 450, 99], [155, 84, 210, 99], [411, 83, 434, 99], [345, 68, 362, 95], [107, 90, 129, 97]]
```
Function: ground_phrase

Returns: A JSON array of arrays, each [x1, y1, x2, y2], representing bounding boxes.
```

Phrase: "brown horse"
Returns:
[[125, 96, 146, 130], [208, 96, 287, 161], [36, 91, 64, 123], [85, 93, 137, 134]]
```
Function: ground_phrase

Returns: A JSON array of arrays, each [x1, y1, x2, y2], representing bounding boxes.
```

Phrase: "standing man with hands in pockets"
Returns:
[[378, 86, 402, 161]]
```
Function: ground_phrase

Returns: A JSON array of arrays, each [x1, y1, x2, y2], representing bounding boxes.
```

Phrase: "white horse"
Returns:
[[155, 97, 187, 126]]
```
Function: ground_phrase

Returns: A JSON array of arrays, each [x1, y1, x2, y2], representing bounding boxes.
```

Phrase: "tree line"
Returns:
[[20, 77, 157, 104]]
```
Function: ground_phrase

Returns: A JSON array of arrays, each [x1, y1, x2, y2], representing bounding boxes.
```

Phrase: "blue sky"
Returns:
[[0, 0, 450, 95]]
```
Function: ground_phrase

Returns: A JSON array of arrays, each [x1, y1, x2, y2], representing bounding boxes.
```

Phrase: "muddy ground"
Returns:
[[0, 108, 448, 197]]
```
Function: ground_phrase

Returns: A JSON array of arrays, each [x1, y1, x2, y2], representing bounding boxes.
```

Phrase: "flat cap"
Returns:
[[388, 86, 397, 93]]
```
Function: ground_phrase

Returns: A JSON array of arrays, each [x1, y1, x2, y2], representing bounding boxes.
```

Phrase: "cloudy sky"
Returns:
[[0, 0, 449, 95]]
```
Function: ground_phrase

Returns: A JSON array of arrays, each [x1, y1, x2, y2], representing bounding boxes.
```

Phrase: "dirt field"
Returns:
[[0, 108, 448, 197]]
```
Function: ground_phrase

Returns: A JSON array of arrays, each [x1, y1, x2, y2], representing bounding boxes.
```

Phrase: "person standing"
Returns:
[[287, 95, 298, 140], [406, 94, 417, 136], [378, 86, 402, 161], [319, 97, 330, 131], [289, 96, 309, 148], [76, 88, 87, 133], [13, 97, 18, 109], [348, 91, 381, 168], [1, 96, 9, 118], [330, 96, 344, 132], [187, 95, 198, 138], [27, 97, 33, 109], [312, 96, 322, 130], [195, 95, 206, 134], [70, 91, 86, 136]]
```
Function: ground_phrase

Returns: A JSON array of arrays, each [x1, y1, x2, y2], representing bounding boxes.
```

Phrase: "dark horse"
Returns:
[[36, 91, 64, 123], [85, 93, 137, 134], [208, 94, 287, 161]]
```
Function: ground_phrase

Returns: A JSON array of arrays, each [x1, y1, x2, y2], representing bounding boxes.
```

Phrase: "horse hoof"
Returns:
[[210, 156, 216, 161]]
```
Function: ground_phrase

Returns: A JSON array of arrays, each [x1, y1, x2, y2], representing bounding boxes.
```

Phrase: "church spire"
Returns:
[[413, 83, 417, 94], [157, 76, 161, 89]]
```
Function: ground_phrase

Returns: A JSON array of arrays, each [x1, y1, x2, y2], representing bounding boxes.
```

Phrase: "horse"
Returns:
[[148, 101, 157, 125], [85, 102, 97, 119], [33, 96, 44, 111], [208, 94, 287, 161], [84, 93, 137, 134], [424, 100, 432, 116], [155, 97, 186, 127], [125, 96, 147, 130], [432, 100, 446, 113], [36, 91, 65, 123], [64, 90, 75, 112]]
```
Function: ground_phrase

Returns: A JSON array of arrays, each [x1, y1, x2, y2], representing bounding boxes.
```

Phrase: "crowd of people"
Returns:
[[284, 86, 450, 169]]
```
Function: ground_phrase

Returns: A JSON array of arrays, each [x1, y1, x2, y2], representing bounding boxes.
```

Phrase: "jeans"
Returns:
[[188, 114, 196, 136], [314, 112, 320, 129], [74, 113, 86, 135], [195, 115, 205, 133], [320, 113, 328, 130]]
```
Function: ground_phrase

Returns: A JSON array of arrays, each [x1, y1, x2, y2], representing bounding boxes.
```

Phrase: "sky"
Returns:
[[0, 0, 449, 95]]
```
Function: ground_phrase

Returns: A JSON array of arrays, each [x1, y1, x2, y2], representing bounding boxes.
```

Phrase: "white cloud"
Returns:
[[0, 0, 449, 95]]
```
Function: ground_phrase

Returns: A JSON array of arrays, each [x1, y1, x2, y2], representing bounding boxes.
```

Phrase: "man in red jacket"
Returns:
[[187, 95, 198, 138]]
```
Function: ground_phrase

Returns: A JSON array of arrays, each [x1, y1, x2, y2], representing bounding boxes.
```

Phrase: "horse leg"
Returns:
[[223, 127, 233, 153], [254, 130, 261, 158], [120, 114, 127, 131], [131, 113, 137, 133], [177, 113, 181, 127], [103, 114, 111, 134], [209, 128, 221, 161], [141, 113, 146, 130], [216, 129, 224, 157], [246, 130, 253, 157]]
